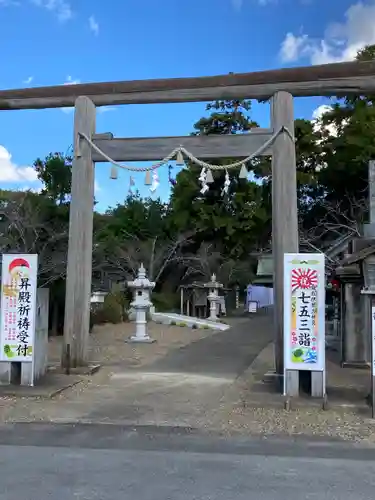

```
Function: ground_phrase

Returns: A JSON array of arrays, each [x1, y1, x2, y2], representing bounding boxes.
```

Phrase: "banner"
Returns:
[[0, 254, 38, 362], [284, 253, 325, 372]]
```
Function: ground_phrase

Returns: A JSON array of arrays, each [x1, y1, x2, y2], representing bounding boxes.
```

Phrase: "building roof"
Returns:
[[340, 244, 375, 266], [324, 232, 356, 260]]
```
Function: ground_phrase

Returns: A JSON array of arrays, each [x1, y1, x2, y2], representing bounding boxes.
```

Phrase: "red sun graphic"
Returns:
[[291, 268, 318, 291], [8, 258, 30, 273]]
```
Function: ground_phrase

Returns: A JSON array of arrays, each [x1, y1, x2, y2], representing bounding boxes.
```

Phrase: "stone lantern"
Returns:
[[126, 264, 156, 343], [90, 290, 107, 304], [204, 273, 223, 321]]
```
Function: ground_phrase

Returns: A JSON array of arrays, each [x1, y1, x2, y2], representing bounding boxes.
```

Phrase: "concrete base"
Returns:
[[126, 336, 156, 344], [0, 373, 83, 398], [263, 371, 283, 383], [341, 361, 370, 369], [263, 371, 283, 392], [0, 361, 33, 386]]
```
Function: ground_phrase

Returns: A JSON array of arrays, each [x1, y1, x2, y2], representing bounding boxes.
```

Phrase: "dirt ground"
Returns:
[[48, 321, 216, 369], [208, 341, 375, 443], [0, 320, 222, 424], [2, 316, 375, 443]]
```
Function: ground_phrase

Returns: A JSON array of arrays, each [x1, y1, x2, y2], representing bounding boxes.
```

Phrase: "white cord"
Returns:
[[78, 126, 294, 173]]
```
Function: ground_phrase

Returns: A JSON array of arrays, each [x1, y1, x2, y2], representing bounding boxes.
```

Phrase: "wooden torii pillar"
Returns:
[[271, 91, 299, 389], [62, 96, 96, 367]]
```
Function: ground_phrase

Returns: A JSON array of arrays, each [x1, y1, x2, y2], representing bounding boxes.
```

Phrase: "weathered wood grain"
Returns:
[[1, 61, 375, 109], [91, 129, 273, 162], [92, 132, 113, 140], [271, 91, 299, 381], [63, 96, 96, 367]]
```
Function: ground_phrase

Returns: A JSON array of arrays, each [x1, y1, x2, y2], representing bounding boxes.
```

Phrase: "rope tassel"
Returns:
[[206, 169, 214, 183], [110, 165, 118, 179], [239, 164, 249, 179], [76, 128, 292, 197], [176, 149, 185, 166], [144, 170, 152, 185]]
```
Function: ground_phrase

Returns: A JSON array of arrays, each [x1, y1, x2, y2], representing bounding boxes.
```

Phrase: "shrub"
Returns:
[[91, 292, 125, 325], [152, 292, 180, 312], [112, 291, 130, 319]]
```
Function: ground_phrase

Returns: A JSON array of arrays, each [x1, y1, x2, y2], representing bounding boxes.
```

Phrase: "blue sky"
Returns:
[[0, 0, 374, 211]]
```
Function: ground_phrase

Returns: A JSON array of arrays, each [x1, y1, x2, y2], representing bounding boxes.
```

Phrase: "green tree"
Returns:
[[169, 99, 270, 259], [33, 152, 72, 204], [301, 44, 375, 244], [0, 189, 69, 286]]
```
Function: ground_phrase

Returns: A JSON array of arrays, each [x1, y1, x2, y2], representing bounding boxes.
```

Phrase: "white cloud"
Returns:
[[0, 146, 38, 183], [280, 33, 309, 62], [311, 104, 350, 172], [311, 104, 338, 136], [98, 106, 116, 114], [19, 185, 43, 193], [64, 75, 80, 85], [280, 1, 375, 64], [89, 15, 99, 36], [23, 76, 33, 84], [30, 0, 72, 22], [312, 105, 332, 121], [94, 180, 100, 193]]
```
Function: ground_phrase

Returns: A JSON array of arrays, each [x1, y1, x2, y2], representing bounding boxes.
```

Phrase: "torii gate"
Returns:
[[1, 60, 374, 397]]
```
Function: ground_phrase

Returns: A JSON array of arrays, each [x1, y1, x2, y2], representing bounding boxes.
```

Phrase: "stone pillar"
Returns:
[[343, 283, 370, 366]]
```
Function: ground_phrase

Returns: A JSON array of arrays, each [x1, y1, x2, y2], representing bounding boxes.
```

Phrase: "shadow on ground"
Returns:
[[148, 313, 274, 379], [84, 312, 274, 426]]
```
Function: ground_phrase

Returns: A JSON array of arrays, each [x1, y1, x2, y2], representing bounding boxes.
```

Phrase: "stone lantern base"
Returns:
[[126, 336, 156, 344], [125, 304, 156, 344]]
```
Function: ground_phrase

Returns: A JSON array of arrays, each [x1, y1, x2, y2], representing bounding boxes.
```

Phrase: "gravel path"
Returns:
[[2, 316, 375, 443], [49, 321, 216, 369], [0, 322, 218, 423]]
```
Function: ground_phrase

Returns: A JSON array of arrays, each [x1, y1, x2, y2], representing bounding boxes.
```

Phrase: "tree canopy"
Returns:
[[5, 44, 375, 316]]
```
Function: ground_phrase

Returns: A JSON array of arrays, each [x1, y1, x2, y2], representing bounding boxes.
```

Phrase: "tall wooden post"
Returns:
[[63, 96, 96, 367], [271, 92, 299, 379]]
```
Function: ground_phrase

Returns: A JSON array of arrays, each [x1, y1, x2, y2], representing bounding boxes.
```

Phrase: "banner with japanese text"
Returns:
[[284, 253, 325, 372], [0, 254, 38, 362]]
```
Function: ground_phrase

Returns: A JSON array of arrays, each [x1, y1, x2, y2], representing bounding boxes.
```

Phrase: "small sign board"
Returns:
[[0, 254, 38, 362], [284, 253, 325, 372], [248, 301, 258, 313]]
